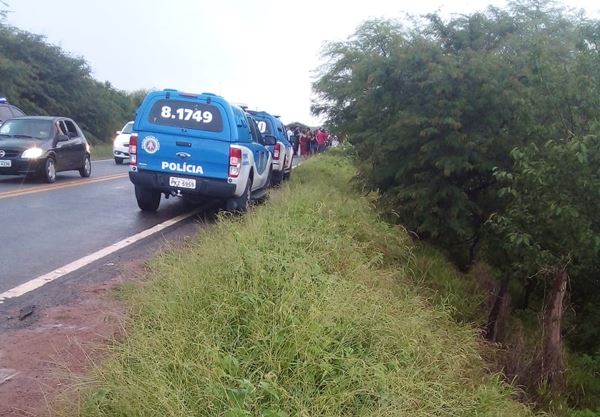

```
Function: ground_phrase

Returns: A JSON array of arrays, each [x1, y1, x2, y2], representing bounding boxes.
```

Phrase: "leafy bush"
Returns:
[[566, 353, 600, 411], [312, 0, 600, 406]]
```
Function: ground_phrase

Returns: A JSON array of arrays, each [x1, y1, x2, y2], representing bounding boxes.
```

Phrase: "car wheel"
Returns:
[[135, 185, 161, 212], [43, 157, 56, 183], [114, 157, 124, 165], [226, 177, 252, 213], [79, 155, 91, 177]]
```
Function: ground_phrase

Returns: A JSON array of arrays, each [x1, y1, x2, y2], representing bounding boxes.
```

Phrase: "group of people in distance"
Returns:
[[286, 126, 340, 158]]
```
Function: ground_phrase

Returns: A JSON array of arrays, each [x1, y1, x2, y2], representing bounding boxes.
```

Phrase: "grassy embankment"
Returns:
[[71, 153, 535, 416], [90, 143, 113, 161]]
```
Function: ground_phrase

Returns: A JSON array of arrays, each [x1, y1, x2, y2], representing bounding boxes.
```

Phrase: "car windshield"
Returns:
[[0, 119, 52, 140], [122, 121, 134, 134]]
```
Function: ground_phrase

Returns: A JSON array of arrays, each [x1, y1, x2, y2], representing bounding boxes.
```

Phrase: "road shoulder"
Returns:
[[0, 261, 141, 417]]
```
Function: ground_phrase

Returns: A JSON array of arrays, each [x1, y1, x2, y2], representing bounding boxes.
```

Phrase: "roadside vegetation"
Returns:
[[67, 153, 533, 417], [89, 143, 115, 161], [0, 19, 144, 143], [3, 0, 597, 413], [312, 0, 600, 414]]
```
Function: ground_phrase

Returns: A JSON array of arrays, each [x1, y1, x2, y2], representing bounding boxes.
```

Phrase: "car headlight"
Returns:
[[21, 147, 44, 159]]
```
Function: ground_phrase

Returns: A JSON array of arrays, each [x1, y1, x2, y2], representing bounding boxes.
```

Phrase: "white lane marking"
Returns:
[[0, 161, 306, 303], [0, 207, 204, 304], [0, 369, 19, 384]]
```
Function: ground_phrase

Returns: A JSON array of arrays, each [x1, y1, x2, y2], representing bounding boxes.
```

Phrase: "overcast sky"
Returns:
[[5, 0, 600, 125]]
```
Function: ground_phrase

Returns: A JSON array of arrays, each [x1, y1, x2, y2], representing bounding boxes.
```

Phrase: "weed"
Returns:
[[71, 154, 535, 417]]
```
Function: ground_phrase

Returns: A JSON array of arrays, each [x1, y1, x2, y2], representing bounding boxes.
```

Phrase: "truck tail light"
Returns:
[[273, 143, 280, 160], [229, 147, 242, 178], [129, 134, 138, 166]]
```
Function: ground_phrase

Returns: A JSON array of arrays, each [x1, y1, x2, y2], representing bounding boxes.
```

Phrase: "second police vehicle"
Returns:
[[247, 110, 293, 185], [128, 89, 274, 212]]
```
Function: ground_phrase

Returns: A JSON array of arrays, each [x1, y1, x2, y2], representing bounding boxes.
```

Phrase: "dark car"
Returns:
[[0, 97, 25, 123], [0, 116, 91, 183]]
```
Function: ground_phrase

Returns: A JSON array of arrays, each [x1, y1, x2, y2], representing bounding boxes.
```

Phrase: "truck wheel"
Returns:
[[226, 177, 251, 213], [270, 169, 283, 186], [135, 185, 160, 212]]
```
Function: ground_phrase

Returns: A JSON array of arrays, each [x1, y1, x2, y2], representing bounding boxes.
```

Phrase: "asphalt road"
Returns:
[[0, 159, 206, 298]]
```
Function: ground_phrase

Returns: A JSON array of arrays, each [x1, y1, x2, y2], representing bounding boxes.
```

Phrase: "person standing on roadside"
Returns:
[[316, 127, 328, 153], [331, 134, 339, 148], [292, 126, 300, 156], [299, 128, 310, 158], [309, 129, 318, 156]]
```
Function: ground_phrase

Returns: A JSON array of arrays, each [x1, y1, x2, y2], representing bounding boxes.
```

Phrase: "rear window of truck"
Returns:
[[255, 118, 272, 135], [147, 99, 224, 132]]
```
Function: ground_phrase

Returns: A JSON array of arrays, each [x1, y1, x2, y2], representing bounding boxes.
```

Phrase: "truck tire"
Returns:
[[226, 177, 251, 213], [283, 167, 292, 181], [270, 169, 283, 186], [135, 185, 161, 212]]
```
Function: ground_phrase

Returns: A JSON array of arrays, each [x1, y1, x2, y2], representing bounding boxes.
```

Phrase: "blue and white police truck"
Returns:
[[128, 89, 274, 212], [247, 110, 293, 185]]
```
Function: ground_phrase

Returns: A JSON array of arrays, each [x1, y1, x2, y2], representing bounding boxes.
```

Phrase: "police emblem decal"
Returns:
[[141, 136, 160, 154]]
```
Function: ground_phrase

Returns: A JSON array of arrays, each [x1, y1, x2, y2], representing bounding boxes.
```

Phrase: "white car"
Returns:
[[113, 121, 134, 164]]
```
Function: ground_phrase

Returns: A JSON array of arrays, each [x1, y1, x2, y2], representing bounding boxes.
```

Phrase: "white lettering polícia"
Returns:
[[161, 161, 204, 174]]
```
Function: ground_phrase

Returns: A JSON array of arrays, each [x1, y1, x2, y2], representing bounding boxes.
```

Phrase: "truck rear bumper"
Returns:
[[129, 169, 236, 198]]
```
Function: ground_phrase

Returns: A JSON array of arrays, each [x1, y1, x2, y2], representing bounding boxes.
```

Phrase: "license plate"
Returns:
[[0, 160, 11, 167], [169, 176, 196, 189]]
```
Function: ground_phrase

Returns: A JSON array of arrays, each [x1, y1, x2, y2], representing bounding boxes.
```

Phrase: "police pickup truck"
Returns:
[[128, 89, 274, 212], [247, 110, 293, 185]]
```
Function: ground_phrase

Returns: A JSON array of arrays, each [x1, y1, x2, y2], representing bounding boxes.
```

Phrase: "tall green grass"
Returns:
[[73, 154, 535, 417], [90, 143, 114, 160]]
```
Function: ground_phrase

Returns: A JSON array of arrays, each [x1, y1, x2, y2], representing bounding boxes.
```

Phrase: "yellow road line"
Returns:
[[0, 172, 129, 200]]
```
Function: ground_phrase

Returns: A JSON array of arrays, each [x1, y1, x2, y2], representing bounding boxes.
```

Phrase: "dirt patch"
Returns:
[[0, 262, 145, 417]]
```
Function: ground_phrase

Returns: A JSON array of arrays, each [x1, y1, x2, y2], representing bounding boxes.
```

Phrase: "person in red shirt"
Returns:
[[315, 128, 328, 153]]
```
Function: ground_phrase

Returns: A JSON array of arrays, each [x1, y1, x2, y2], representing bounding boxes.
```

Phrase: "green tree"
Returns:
[[488, 136, 600, 390], [313, 1, 600, 268], [0, 22, 139, 142], [314, 14, 519, 266], [312, 0, 600, 404]]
